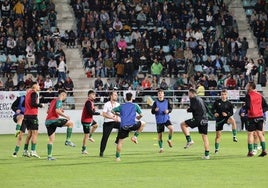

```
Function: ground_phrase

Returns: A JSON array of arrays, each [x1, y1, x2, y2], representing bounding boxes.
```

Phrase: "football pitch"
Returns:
[[0, 132, 267, 188]]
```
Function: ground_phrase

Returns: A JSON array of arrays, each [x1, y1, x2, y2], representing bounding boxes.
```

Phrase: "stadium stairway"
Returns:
[[229, 0, 259, 60], [228, 0, 268, 99], [55, 0, 89, 108]]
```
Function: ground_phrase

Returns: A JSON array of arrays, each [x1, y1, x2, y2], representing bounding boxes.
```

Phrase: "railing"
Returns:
[[39, 89, 247, 109]]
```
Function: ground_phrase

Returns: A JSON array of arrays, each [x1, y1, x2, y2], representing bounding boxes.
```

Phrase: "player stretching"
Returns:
[[45, 89, 76, 160]]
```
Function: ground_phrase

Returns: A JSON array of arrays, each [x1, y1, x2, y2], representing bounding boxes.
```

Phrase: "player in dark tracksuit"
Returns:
[[212, 89, 238, 154], [180, 88, 210, 159], [11, 93, 32, 157]]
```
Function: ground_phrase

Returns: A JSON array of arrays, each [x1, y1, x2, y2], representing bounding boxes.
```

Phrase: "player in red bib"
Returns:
[[45, 89, 76, 160]]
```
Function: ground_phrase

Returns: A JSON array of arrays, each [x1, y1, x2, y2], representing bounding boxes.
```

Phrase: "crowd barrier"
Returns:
[[1, 90, 267, 134]]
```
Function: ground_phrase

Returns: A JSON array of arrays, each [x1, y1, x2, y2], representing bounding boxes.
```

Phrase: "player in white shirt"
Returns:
[[99, 91, 120, 157]]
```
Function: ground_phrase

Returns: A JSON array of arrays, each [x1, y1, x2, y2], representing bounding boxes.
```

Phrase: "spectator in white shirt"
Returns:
[[48, 58, 57, 78], [57, 56, 67, 83], [44, 76, 53, 89]]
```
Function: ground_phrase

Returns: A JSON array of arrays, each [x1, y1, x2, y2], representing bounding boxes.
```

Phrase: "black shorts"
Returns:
[[157, 120, 172, 133], [23, 115, 39, 130], [185, 118, 208, 135], [246, 117, 264, 132], [46, 119, 68, 136], [13, 114, 22, 123], [82, 120, 97, 134], [117, 121, 142, 139], [215, 117, 229, 131]]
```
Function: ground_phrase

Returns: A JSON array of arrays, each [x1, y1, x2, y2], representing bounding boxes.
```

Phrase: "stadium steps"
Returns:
[[229, 0, 259, 60], [55, 0, 76, 32], [54, 0, 88, 109]]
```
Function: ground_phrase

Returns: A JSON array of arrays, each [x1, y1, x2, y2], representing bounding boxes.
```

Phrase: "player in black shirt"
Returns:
[[180, 88, 210, 159], [212, 89, 238, 154]]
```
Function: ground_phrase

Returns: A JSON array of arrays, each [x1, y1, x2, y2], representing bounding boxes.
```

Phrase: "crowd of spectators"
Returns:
[[1, 0, 268, 106], [0, 0, 73, 93], [70, 0, 267, 98]]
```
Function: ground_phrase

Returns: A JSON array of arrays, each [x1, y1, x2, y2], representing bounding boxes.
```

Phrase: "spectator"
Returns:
[[117, 37, 127, 51], [159, 78, 169, 90], [196, 81, 205, 97], [151, 58, 163, 83], [57, 56, 67, 83], [257, 58, 267, 86], [94, 76, 103, 90], [212, 55, 224, 75], [44, 75, 53, 90], [24, 74, 34, 88], [115, 61, 124, 78], [103, 78, 114, 90], [68, 30, 76, 48], [225, 74, 237, 90], [64, 76, 74, 96], [0, 78, 4, 90], [5, 76, 14, 91], [95, 57, 105, 78], [132, 76, 140, 90], [6, 36, 16, 55], [47, 58, 57, 78], [141, 76, 151, 91], [48, 10, 57, 27], [104, 57, 115, 77], [112, 18, 123, 32], [54, 80, 64, 91], [36, 75, 45, 91], [13, 0, 24, 19], [245, 58, 255, 82], [16, 59, 26, 83], [241, 37, 249, 59], [124, 58, 135, 83]]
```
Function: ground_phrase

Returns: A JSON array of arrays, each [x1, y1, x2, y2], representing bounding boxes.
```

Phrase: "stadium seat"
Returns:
[[127, 44, 134, 50], [153, 45, 161, 52], [256, 84, 263, 92], [8, 54, 17, 63], [0, 54, 7, 62], [194, 65, 203, 72], [223, 65, 231, 73], [245, 9, 253, 16], [124, 35, 131, 44], [162, 46, 170, 54], [18, 55, 26, 61], [210, 55, 217, 61], [165, 55, 172, 62], [140, 65, 149, 74]]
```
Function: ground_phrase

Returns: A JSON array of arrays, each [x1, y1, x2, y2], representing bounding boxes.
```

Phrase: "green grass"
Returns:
[[0, 132, 267, 188]]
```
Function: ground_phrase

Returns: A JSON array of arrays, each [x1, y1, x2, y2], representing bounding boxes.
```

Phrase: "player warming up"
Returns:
[[244, 82, 267, 157], [81, 90, 101, 154], [151, 89, 174, 153], [212, 89, 238, 154], [112, 92, 146, 161], [45, 89, 76, 160], [180, 89, 210, 159]]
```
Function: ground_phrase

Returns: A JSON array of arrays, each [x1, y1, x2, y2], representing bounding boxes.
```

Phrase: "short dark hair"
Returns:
[[109, 90, 117, 96], [189, 88, 196, 94], [126, 92, 132, 101], [157, 88, 164, 93], [248, 81, 256, 90], [88, 89, 95, 95], [31, 81, 38, 88], [58, 89, 66, 95], [221, 89, 228, 93]]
